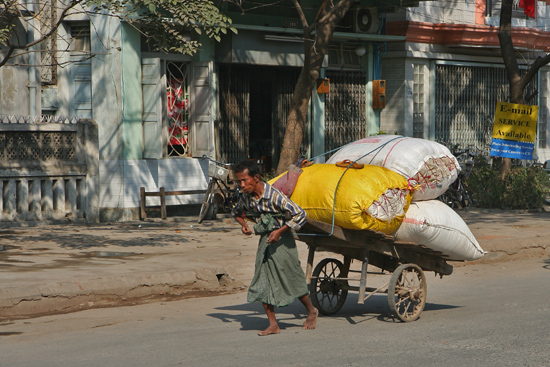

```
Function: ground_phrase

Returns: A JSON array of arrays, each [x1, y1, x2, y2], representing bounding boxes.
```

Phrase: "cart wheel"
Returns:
[[388, 264, 427, 322], [309, 258, 348, 315], [198, 180, 216, 223]]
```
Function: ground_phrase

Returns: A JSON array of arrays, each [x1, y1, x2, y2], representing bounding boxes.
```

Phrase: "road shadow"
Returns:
[[207, 301, 307, 332], [0, 217, 240, 250], [0, 219, 241, 249], [0, 230, 190, 250], [207, 293, 461, 330]]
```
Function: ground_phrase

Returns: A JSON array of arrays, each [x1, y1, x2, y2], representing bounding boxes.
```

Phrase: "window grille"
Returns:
[[539, 71, 548, 149], [413, 64, 425, 138], [435, 64, 538, 154], [166, 62, 190, 157], [325, 70, 366, 152], [40, 0, 57, 85]]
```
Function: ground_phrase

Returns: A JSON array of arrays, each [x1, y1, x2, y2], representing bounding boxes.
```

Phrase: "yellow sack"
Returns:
[[270, 164, 412, 234]]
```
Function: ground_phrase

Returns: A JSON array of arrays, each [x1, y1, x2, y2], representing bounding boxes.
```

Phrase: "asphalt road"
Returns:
[[1, 257, 549, 367]]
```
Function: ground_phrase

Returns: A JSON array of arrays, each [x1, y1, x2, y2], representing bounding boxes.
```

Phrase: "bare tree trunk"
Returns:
[[497, 0, 535, 177], [276, 25, 328, 173], [275, 0, 353, 174]]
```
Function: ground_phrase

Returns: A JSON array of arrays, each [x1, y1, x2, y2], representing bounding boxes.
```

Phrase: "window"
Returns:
[[166, 62, 190, 157], [68, 22, 92, 118], [227, 0, 297, 18], [486, 0, 533, 19], [142, 58, 192, 158], [328, 45, 362, 69], [70, 23, 91, 53]]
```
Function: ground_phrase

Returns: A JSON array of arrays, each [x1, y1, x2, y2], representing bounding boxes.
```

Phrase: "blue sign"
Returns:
[[490, 138, 534, 160]]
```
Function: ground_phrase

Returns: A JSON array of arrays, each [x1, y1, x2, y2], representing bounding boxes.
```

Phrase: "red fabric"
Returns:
[[271, 165, 303, 197], [519, 0, 536, 19], [167, 78, 188, 146]]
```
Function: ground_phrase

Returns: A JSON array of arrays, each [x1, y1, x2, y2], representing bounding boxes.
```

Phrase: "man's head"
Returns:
[[234, 160, 262, 195], [234, 160, 261, 177]]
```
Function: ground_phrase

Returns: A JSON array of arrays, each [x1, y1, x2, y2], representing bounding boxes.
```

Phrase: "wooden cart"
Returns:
[[297, 218, 454, 322]]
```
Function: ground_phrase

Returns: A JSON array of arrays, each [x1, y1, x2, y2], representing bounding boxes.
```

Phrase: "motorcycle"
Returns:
[[437, 144, 478, 209]]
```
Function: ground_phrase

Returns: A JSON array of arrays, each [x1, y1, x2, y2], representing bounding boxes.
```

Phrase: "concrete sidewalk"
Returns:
[[1, 208, 549, 319]]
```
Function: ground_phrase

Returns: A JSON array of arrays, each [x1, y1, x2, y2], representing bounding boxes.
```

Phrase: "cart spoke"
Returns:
[[309, 258, 348, 315], [326, 294, 336, 309], [388, 264, 427, 322], [326, 263, 338, 279]]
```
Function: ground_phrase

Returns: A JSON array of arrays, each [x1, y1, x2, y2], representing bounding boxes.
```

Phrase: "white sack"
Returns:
[[393, 200, 485, 261], [326, 135, 460, 201]]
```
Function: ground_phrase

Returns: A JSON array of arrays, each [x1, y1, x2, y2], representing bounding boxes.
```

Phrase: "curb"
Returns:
[[0, 267, 245, 319]]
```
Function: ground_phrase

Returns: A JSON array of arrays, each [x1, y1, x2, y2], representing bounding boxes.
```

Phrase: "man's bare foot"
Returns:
[[303, 307, 318, 330], [258, 325, 280, 336]]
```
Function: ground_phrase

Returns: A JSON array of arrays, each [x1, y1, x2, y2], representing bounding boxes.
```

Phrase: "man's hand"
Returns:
[[241, 224, 253, 236], [267, 227, 287, 243], [235, 216, 252, 236]]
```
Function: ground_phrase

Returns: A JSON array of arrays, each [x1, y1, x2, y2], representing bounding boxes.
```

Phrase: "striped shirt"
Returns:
[[232, 182, 307, 231]]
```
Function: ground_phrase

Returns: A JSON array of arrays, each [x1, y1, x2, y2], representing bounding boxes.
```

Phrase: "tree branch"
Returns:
[[313, 0, 329, 24], [0, 0, 84, 67], [521, 53, 550, 89], [13, 1, 85, 50], [5, 52, 96, 68], [290, 0, 309, 30], [0, 46, 15, 68], [319, 0, 351, 25]]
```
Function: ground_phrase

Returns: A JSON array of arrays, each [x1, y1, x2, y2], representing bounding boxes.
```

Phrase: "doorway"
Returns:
[[249, 69, 273, 172], [217, 65, 303, 171]]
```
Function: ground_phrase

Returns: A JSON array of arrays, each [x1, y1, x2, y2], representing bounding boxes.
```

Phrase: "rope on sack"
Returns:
[[298, 136, 405, 237]]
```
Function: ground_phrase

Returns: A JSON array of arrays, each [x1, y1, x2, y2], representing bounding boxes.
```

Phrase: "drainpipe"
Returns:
[[27, 0, 37, 116]]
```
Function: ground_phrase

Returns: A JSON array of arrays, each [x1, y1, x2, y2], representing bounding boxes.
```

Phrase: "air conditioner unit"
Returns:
[[353, 7, 378, 34]]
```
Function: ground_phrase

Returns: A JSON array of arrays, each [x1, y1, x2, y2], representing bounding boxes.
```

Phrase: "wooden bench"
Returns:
[[140, 187, 206, 219]]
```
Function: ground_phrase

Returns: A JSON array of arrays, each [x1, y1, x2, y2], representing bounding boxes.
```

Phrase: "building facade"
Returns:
[[381, 0, 550, 161], [2, 0, 549, 221], [2, 0, 401, 220]]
